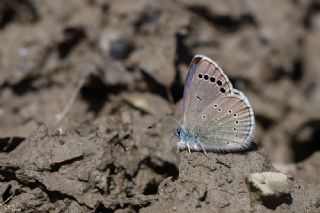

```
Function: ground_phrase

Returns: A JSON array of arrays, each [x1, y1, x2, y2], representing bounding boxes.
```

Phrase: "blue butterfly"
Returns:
[[175, 55, 255, 154]]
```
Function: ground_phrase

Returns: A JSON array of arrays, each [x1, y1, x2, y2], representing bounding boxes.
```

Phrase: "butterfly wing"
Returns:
[[188, 89, 255, 151], [183, 55, 233, 130]]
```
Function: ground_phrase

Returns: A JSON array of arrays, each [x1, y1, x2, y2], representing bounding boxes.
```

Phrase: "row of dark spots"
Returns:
[[213, 104, 238, 117], [213, 104, 239, 138], [198, 73, 226, 93], [233, 112, 239, 138]]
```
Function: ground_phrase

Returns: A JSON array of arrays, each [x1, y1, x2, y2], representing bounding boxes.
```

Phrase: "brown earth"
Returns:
[[0, 0, 319, 212]]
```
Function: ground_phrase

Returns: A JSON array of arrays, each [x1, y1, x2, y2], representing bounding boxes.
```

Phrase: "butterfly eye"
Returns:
[[220, 88, 226, 93], [217, 80, 223, 86], [198, 74, 203, 79], [204, 75, 209, 80], [210, 77, 215, 82]]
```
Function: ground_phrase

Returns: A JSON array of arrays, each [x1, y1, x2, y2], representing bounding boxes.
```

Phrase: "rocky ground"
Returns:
[[0, 0, 319, 212]]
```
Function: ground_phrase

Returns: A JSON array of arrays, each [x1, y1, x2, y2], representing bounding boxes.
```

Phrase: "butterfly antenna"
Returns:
[[147, 114, 181, 130], [147, 123, 176, 129]]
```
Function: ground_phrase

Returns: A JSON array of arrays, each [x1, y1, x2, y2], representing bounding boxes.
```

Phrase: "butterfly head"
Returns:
[[174, 127, 182, 137], [175, 127, 187, 150], [175, 127, 201, 151], [175, 126, 194, 141]]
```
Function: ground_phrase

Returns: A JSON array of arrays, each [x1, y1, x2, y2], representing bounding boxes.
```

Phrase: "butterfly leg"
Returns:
[[186, 142, 192, 159], [199, 143, 209, 158]]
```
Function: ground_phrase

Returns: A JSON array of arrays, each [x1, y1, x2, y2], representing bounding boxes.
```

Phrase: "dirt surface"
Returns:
[[0, 0, 320, 212]]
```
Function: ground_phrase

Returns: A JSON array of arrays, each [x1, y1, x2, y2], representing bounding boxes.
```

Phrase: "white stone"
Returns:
[[247, 172, 290, 196]]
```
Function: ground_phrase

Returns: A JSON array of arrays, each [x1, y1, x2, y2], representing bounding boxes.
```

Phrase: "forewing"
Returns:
[[183, 55, 233, 129], [188, 90, 255, 151]]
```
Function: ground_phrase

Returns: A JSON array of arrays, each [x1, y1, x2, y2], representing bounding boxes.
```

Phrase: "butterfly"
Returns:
[[175, 55, 255, 154]]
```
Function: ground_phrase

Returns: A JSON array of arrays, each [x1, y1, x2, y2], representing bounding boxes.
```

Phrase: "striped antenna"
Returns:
[[147, 114, 182, 129]]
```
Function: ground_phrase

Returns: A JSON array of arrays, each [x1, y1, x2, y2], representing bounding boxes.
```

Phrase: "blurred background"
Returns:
[[0, 0, 319, 212]]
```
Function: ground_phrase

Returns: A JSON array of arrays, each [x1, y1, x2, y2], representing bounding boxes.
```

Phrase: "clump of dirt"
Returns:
[[143, 151, 320, 212], [0, 0, 320, 212]]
